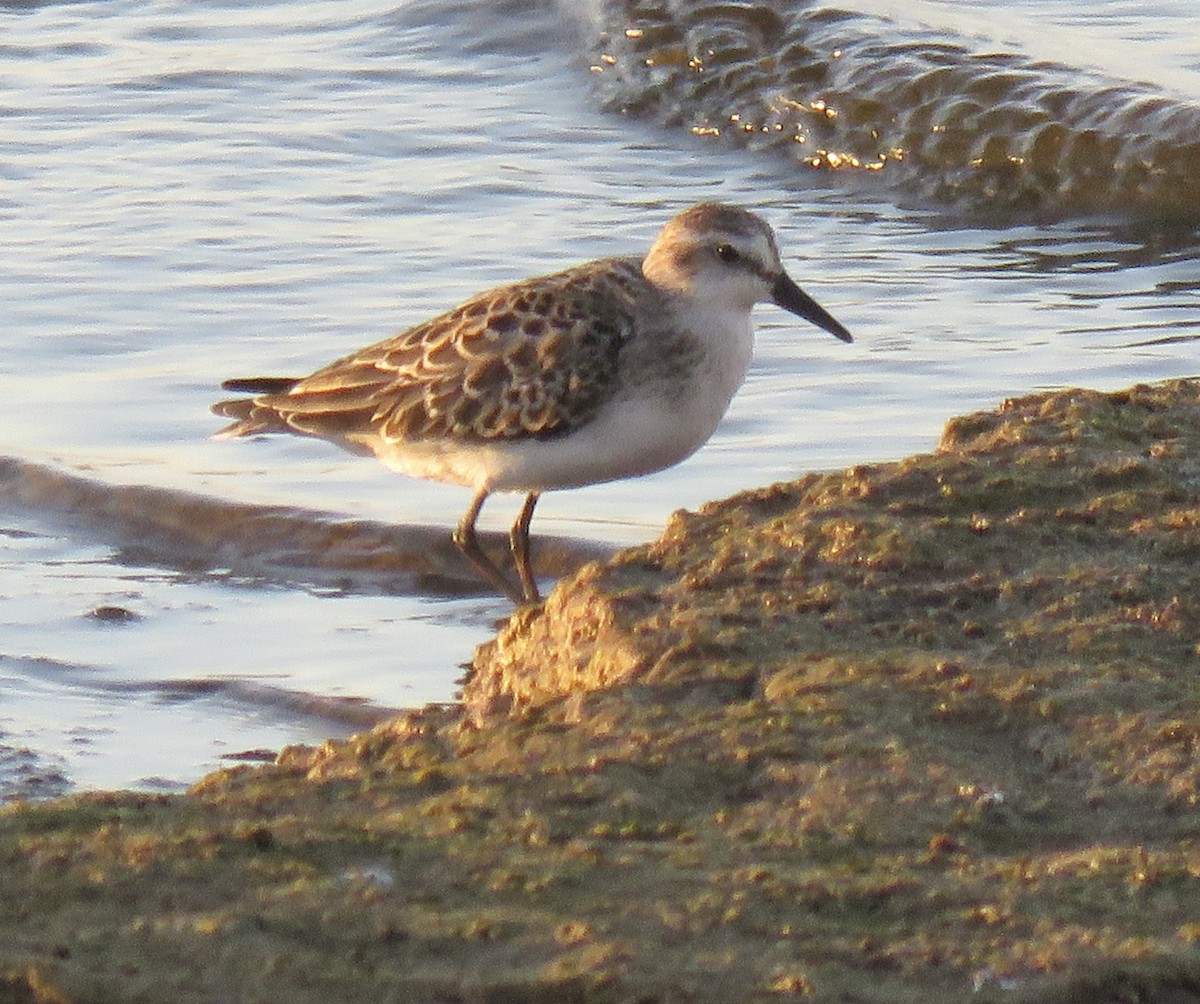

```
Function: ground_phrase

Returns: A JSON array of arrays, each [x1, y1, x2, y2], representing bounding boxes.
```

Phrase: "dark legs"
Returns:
[[452, 490, 542, 605], [511, 491, 541, 604]]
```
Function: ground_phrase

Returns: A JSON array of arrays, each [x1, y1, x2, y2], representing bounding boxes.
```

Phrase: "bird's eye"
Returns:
[[715, 243, 741, 265]]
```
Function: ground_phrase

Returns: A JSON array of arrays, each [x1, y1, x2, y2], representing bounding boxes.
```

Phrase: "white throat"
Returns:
[[675, 294, 757, 411]]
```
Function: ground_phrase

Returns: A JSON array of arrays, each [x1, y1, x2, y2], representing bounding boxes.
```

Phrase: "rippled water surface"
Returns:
[[1, 0, 1197, 795]]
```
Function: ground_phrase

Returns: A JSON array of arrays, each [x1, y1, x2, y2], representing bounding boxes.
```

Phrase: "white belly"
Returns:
[[488, 392, 729, 491], [368, 388, 720, 493]]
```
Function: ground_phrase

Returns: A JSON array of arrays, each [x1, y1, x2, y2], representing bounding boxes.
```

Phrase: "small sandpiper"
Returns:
[[213, 202, 852, 604]]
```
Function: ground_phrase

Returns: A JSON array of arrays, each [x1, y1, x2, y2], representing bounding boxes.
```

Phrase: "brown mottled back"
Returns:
[[217, 259, 645, 445]]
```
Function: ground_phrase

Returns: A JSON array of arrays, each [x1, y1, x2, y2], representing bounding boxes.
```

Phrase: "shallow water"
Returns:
[[0, 0, 1197, 796]]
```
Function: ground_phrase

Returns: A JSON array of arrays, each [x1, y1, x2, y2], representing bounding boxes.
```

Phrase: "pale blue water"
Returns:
[[0, 0, 1197, 796]]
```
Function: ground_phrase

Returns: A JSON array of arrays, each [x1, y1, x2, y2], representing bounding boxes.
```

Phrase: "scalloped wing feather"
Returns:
[[220, 259, 643, 445]]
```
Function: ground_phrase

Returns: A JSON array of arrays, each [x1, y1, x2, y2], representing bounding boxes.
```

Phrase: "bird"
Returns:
[[213, 202, 852, 605]]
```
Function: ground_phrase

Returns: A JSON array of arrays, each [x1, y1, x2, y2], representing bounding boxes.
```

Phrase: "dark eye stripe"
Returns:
[[715, 241, 775, 282]]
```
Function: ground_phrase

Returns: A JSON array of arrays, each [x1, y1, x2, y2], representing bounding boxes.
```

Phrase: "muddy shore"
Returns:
[[3, 378, 1199, 1003]]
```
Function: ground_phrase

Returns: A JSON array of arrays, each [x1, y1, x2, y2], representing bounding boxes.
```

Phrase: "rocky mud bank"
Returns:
[[4, 378, 1200, 1004]]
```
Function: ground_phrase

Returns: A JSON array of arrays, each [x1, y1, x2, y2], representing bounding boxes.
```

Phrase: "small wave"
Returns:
[[583, 0, 1200, 219], [0, 457, 612, 598], [0, 738, 70, 803], [2, 652, 398, 733]]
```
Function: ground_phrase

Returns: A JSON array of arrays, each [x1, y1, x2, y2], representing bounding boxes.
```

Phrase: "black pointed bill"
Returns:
[[771, 273, 852, 343]]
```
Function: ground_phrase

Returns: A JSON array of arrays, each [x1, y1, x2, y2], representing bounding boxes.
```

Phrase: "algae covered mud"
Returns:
[[2, 0, 1199, 795], [3, 379, 1199, 1003]]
